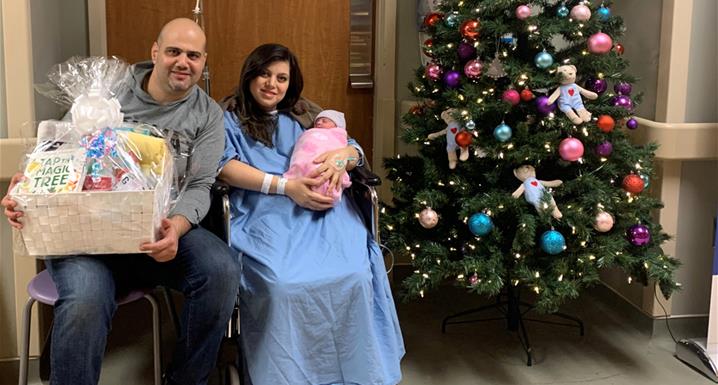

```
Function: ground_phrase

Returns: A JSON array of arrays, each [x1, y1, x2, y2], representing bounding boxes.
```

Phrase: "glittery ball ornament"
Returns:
[[585, 77, 608, 94], [493, 123, 512, 142], [465, 120, 476, 130], [535, 96, 557, 115], [455, 131, 473, 147], [516, 5, 531, 20], [559, 137, 584, 161], [595, 141, 613, 157], [612, 95, 634, 110], [444, 13, 459, 27], [622, 174, 645, 194], [457, 42, 477, 62], [468, 213, 493, 236], [597, 6, 611, 21], [570, 4, 591, 21], [541, 230, 566, 255], [594, 211, 615, 232], [614, 82, 633, 95], [557, 5, 569, 17], [418, 208, 439, 229], [588, 32, 613, 54], [443, 70, 461, 88], [460, 19, 480, 40], [425, 63, 442, 81], [502, 89, 521, 106], [464, 59, 483, 79], [423, 12, 443, 29], [534, 51, 554, 69], [627, 224, 651, 246], [597, 115, 615, 133], [626, 118, 639, 130]]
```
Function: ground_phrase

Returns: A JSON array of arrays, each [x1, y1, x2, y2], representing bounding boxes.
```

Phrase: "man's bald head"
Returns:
[[157, 18, 207, 52]]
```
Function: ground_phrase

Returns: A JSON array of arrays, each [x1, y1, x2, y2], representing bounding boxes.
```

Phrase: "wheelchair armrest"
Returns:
[[350, 164, 381, 187], [210, 181, 230, 198]]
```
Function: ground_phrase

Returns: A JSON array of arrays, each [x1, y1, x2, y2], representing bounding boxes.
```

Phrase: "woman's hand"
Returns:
[[2, 173, 26, 229], [285, 177, 334, 211], [310, 146, 357, 195]]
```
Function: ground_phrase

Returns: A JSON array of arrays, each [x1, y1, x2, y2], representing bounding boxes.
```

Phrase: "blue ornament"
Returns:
[[493, 123, 512, 142], [445, 13, 459, 27], [541, 230, 566, 255], [534, 51, 554, 69], [597, 6, 611, 21], [468, 213, 493, 236], [465, 120, 476, 130], [557, 5, 569, 18], [640, 174, 650, 189]]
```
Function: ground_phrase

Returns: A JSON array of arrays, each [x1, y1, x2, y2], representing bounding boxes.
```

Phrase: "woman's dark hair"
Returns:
[[233, 43, 304, 146]]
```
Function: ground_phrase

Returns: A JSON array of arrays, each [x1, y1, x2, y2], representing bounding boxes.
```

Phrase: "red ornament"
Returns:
[[423, 38, 434, 57], [460, 19, 480, 40], [613, 43, 625, 55], [455, 131, 473, 147], [423, 12, 443, 28], [597, 115, 615, 133], [622, 174, 645, 194], [409, 105, 424, 116], [520, 88, 535, 101], [502, 89, 520, 106]]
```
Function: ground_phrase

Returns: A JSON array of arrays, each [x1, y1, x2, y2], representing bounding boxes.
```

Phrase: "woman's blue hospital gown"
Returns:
[[220, 111, 405, 385]]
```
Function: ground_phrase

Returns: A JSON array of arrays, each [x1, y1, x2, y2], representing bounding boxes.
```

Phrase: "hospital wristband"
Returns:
[[260, 173, 273, 194], [276, 177, 289, 195]]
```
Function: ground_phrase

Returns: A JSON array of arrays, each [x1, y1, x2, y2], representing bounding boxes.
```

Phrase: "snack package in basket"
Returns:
[[10, 57, 179, 257]]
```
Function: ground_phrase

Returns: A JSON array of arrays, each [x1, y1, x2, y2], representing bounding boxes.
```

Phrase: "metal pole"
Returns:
[[192, 0, 211, 95]]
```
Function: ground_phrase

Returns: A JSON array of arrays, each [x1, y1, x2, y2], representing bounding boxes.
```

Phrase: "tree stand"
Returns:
[[441, 284, 584, 366]]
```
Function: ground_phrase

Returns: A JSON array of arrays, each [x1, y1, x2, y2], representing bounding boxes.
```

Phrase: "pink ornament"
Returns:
[[469, 274, 479, 286], [426, 63, 442, 81], [419, 208, 439, 229], [570, 4, 592, 21], [594, 211, 614, 232], [588, 32, 613, 54], [464, 59, 483, 79], [516, 5, 531, 20], [502, 89, 520, 106], [559, 137, 584, 161]]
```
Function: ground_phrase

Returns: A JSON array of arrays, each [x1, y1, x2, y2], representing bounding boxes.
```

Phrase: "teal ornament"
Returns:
[[640, 174, 650, 189], [468, 213, 493, 236], [597, 6, 611, 21], [557, 5, 569, 18], [493, 123, 512, 142], [534, 51, 554, 69], [541, 230, 566, 255], [465, 120, 476, 130], [445, 13, 459, 27]]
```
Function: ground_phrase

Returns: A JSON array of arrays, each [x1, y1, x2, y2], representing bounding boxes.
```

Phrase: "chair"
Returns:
[[18, 270, 162, 385]]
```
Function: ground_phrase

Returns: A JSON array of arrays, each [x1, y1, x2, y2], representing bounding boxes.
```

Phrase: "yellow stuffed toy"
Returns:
[[118, 131, 167, 176]]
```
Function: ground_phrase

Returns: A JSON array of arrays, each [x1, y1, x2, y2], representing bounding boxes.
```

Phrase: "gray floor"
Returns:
[[22, 284, 714, 385]]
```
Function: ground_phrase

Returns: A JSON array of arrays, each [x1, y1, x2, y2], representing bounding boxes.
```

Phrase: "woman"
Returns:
[[219, 44, 404, 384]]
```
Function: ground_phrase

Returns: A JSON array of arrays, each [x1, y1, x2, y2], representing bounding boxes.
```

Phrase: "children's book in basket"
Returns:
[[10, 57, 178, 257]]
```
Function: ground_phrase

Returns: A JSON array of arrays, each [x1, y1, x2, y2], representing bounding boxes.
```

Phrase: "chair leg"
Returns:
[[144, 293, 162, 385], [162, 287, 181, 337], [18, 298, 36, 385]]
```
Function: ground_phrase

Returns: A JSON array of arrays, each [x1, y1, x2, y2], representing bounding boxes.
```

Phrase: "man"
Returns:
[[1, 18, 239, 385]]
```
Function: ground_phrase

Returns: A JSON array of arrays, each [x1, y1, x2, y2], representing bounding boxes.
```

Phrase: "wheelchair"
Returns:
[[197, 164, 384, 385]]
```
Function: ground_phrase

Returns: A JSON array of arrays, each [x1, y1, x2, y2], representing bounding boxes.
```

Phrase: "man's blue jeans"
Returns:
[[45, 226, 240, 385]]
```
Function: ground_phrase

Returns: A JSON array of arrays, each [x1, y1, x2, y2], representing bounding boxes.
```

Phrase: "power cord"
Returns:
[[654, 284, 678, 343]]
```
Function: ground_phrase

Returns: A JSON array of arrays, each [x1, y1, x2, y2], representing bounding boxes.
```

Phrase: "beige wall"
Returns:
[[0, 4, 6, 138], [685, 0, 717, 123]]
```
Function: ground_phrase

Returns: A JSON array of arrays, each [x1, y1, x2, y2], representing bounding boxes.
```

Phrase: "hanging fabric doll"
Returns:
[[427, 108, 469, 169], [547, 64, 598, 125], [511, 164, 563, 219]]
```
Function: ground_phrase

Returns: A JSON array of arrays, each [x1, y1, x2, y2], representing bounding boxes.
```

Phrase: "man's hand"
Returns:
[[285, 177, 334, 211], [2, 173, 26, 229], [140, 216, 190, 262]]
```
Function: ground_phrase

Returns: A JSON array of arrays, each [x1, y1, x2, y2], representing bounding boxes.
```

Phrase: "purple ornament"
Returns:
[[535, 95, 557, 115], [626, 118, 639, 130], [614, 82, 633, 95], [612, 95, 634, 110], [595, 141, 613, 157], [457, 42, 477, 62], [443, 70, 461, 88], [627, 224, 651, 246], [585, 77, 608, 94]]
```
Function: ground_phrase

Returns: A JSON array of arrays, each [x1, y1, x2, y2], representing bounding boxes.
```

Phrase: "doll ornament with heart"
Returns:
[[511, 165, 563, 219], [547, 64, 598, 125], [427, 108, 470, 169]]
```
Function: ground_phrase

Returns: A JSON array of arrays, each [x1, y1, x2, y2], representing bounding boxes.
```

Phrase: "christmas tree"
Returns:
[[383, 0, 680, 313]]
